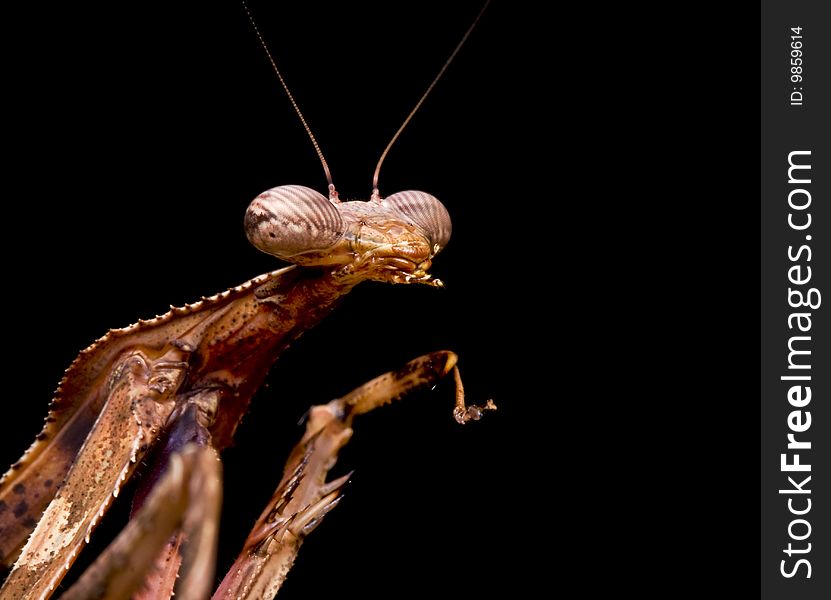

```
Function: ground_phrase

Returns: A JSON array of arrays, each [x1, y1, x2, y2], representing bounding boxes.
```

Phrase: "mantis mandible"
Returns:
[[0, 2, 493, 599]]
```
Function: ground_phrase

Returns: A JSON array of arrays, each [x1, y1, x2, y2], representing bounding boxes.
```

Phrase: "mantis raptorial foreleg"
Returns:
[[60, 443, 221, 600], [46, 352, 490, 600], [65, 390, 226, 600], [213, 350, 494, 600], [2, 346, 191, 599]]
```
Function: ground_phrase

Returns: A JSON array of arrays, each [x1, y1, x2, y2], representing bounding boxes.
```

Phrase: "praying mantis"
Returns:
[[0, 2, 500, 596]]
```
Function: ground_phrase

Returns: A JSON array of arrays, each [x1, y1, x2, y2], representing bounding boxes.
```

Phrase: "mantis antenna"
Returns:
[[241, 1, 337, 200], [371, 0, 491, 200], [242, 0, 490, 202]]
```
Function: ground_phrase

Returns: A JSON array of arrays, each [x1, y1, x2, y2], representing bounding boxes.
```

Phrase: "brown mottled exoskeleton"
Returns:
[[0, 2, 493, 599]]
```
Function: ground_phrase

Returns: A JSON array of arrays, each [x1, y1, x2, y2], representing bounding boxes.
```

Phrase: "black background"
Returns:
[[1, 1, 541, 596]]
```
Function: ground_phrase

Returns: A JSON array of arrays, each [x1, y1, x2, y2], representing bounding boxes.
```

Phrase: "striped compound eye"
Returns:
[[245, 185, 344, 259], [381, 190, 452, 256]]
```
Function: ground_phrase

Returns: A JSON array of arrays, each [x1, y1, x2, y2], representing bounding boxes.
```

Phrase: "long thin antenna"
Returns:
[[242, 1, 337, 199], [371, 0, 491, 200]]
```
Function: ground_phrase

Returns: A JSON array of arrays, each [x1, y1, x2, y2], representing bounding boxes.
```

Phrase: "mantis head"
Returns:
[[244, 185, 451, 286]]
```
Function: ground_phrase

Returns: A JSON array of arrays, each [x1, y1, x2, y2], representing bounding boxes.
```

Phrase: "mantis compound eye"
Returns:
[[245, 185, 344, 259], [381, 190, 452, 256]]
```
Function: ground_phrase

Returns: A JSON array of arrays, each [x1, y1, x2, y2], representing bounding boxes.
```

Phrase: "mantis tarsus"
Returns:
[[1, 1, 500, 600]]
